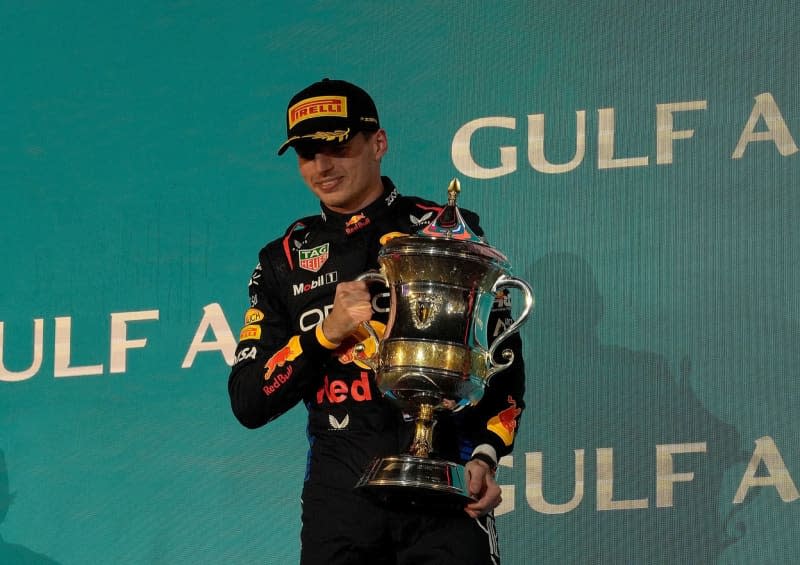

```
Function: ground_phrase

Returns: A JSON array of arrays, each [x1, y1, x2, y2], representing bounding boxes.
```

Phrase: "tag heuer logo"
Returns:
[[298, 243, 330, 272]]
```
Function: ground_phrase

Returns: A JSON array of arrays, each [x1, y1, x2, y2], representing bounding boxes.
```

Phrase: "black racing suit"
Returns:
[[228, 177, 526, 565]]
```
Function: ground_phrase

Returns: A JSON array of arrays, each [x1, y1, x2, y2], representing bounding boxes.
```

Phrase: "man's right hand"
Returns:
[[320, 280, 373, 345]]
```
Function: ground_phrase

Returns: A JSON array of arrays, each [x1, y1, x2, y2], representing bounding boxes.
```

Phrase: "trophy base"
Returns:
[[355, 455, 475, 506]]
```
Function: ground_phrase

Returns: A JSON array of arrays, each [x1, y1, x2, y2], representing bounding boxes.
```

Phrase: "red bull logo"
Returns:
[[264, 336, 303, 380], [345, 213, 366, 226], [263, 365, 292, 396], [344, 213, 370, 234], [487, 396, 522, 447]]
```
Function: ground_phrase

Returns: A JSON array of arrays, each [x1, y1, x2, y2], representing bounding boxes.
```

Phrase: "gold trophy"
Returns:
[[354, 178, 534, 502]]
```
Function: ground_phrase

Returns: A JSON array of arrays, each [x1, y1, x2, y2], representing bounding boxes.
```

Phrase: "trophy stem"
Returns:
[[356, 400, 473, 503], [408, 403, 435, 458]]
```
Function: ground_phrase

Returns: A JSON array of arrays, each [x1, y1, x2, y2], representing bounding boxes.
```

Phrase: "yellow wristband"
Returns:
[[315, 324, 340, 350]]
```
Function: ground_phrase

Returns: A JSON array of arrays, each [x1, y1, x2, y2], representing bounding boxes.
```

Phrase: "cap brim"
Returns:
[[277, 138, 295, 156], [277, 128, 357, 156]]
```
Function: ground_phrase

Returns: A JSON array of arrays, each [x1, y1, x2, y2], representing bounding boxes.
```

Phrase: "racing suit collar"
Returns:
[[319, 176, 399, 235]]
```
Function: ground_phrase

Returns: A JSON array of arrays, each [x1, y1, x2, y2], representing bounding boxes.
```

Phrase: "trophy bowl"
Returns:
[[354, 179, 534, 503]]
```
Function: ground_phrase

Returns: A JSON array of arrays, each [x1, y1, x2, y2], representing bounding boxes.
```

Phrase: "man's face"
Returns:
[[295, 130, 388, 214]]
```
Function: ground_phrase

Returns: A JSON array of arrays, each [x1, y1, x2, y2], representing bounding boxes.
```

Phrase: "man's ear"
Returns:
[[372, 129, 388, 160]]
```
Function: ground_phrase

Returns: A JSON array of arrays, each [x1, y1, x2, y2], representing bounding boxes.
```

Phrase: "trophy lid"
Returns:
[[380, 178, 511, 270], [418, 178, 485, 243]]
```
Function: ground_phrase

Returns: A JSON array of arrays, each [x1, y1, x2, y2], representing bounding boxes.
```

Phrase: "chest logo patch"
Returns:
[[298, 243, 330, 272], [329, 413, 350, 430]]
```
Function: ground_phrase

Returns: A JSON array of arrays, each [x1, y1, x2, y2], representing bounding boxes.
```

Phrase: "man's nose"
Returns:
[[313, 152, 333, 171]]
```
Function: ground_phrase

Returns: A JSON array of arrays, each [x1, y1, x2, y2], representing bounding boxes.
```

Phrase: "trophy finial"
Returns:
[[447, 178, 461, 206], [418, 177, 483, 242]]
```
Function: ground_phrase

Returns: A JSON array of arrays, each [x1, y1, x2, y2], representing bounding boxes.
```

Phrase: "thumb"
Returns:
[[468, 465, 484, 496]]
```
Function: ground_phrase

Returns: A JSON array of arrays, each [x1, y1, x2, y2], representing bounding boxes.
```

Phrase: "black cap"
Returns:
[[277, 78, 380, 155]]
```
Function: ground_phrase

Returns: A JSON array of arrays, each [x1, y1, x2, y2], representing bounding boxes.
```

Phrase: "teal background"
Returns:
[[2, 1, 799, 563]]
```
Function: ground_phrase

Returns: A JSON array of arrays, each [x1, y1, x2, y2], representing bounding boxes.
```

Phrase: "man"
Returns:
[[228, 78, 526, 564]]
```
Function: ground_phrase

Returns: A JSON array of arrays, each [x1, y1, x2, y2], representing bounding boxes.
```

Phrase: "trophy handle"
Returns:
[[352, 271, 389, 368], [486, 275, 534, 380]]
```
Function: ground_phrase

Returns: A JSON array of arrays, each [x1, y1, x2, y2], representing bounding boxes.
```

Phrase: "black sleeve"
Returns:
[[227, 248, 336, 429], [464, 288, 527, 459], [457, 210, 526, 460]]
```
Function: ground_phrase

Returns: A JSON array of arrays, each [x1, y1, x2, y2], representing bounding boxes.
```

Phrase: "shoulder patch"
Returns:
[[244, 308, 265, 324], [239, 325, 262, 341]]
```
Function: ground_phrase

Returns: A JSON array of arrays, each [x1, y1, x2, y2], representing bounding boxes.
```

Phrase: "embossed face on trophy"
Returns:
[[354, 178, 535, 503]]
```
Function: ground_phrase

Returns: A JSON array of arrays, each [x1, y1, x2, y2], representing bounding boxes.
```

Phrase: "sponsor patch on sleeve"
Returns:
[[239, 324, 262, 341], [264, 336, 303, 380], [486, 396, 522, 447], [244, 308, 265, 324]]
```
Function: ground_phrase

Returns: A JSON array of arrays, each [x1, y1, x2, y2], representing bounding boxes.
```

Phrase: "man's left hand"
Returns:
[[464, 458, 501, 518]]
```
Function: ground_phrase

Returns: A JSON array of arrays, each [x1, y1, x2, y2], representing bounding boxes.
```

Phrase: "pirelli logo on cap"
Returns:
[[288, 96, 347, 128]]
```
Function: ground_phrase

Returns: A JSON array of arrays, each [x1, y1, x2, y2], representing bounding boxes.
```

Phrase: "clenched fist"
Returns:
[[320, 280, 373, 345]]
